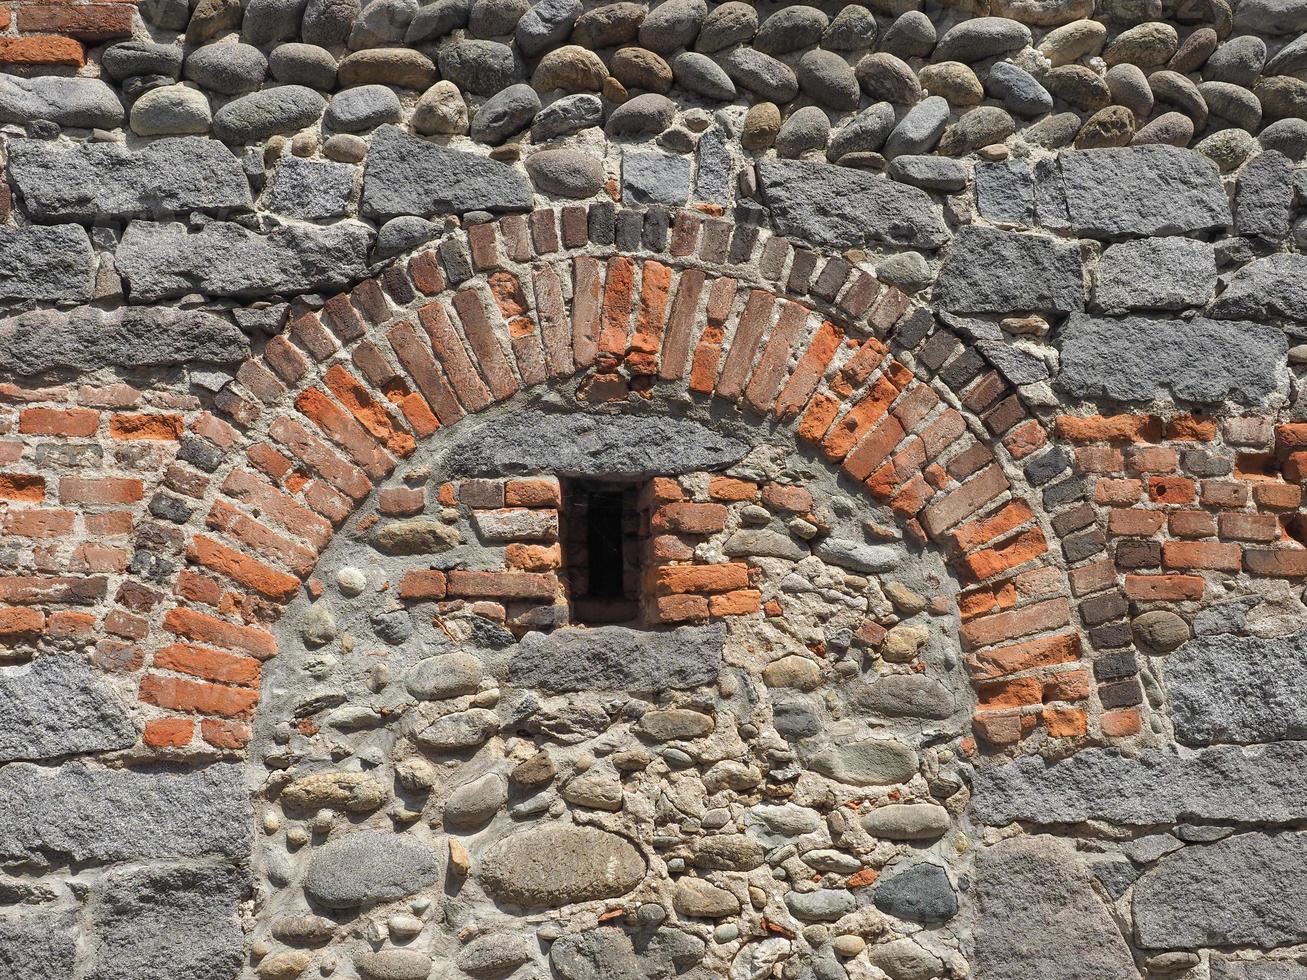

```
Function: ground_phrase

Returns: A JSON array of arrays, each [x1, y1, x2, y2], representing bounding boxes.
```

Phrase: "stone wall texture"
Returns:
[[0, 0, 1304, 976]]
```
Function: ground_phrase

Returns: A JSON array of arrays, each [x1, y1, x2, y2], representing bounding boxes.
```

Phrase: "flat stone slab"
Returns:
[[972, 741, 1307, 826], [1167, 629, 1307, 746], [1058, 313, 1286, 405], [974, 835, 1136, 980], [1092, 237, 1217, 311], [7, 138, 251, 223], [759, 159, 949, 250], [0, 306, 249, 376], [0, 656, 135, 762], [117, 219, 373, 301], [1210, 253, 1307, 322], [1053, 145, 1231, 238], [362, 124, 534, 220], [0, 224, 95, 302], [440, 410, 749, 479], [0, 762, 252, 864], [1134, 832, 1307, 949], [510, 623, 725, 693], [934, 226, 1083, 314]]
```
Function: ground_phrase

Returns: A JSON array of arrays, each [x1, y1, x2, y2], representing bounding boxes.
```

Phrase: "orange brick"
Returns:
[[200, 719, 251, 750], [397, 569, 448, 599], [977, 676, 1043, 710], [1123, 574, 1205, 601], [505, 479, 561, 507], [761, 483, 812, 512], [1219, 511, 1279, 543], [653, 502, 728, 535], [1165, 414, 1217, 441], [505, 543, 561, 571], [1148, 475, 1195, 504], [707, 476, 759, 502], [446, 570, 558, 600], [45, 610, 95, 639], [163, 607, 277, 658], [1003, 419, 1046, 460], [651, 563, 750, 595], [1043, 706, 1088, 738], [1075, 446, 1124, 473], [378, 486, 425, 516], [653, 593, 710, 622], [140, 674, 259, 719], [1254, 483, 1302, 510], [948, 500, 1035, 552], [1161, 540, 1241, 571], [154, 643, 261, 687], [960, 597, 1070, 650], [0, 35, 84, 66], [2, 507, 74, 538], [960, 527, 1047, 581], [1274, 422, 1307, 453], [1127, 446, 1178, 473], [1055, 414, 1161, 443], [323, 364, 416, 458], [709, 589, 761, 616], [19, 407, 98, 437], [59, 476, 143, 505], [966, 632, 1081, 680], [1101, 707, 1142, 737], [1094, 478, 1142, 505], [109, 413, 183, 440], [17, 4, 133, 39], [0, 473, 43, 501], [187, 534, 302, 602], [1043, 668, 1090, 702], [143, 718, 194, 749], [1168, 509, 1217, 538], [0, 606, 44, 637]]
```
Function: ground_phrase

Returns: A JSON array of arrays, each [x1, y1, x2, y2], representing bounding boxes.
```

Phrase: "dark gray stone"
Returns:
[[7, 138, 250, 222], [933, 16, 1031, 62], [407, 0, 469, 42], [1236, 150, 1293, 239], [550, 928, 642, 980], [265, 157, 355, 219], [302, 0, 360, 45], [1235, 0, 1307, 34], [1093, 237, 1216, 310], [515, 0, 579, 53], [986, 60, 1053, 116], [1055, 145, 1230, 237], [0, 225, 94, 302], [695, 127, 731, 205], [102, 40, 183, 80], [720, 46, 799, 103], [973, 741, 1307, 826], [1167, 630, 1307, 746], [243, 0, 307, 45], [883, 95, 949, 158], [1205, 35, 1266, 85], [976, 159, 1036, 224], [639, 0, 707, 52], [531, 92, 603, 140], [797, 49, 860, 110], [0, 76, 123, 129], [0, 762, 251, 863], [470, 82, 539, 143], [1260, 118, 1307, 161], [828, 102, 894, 160], [775, 105, 830, 158], [304, 831, 442, 908], [1211, 253, 1307, 322], [934, 226, 1083, 314], [325, 84, 402, 132], [362, 124, 533, 218], [607, 92, 677, 138], [268, 42, 338, 89], [437, 39, 522, 95], [886, 155, 967, 191], [0, 306, 248, 375], [1058, 313, 1285, 405], [696, 0, 756, 52], [974, 836, 1137, 980], [1135, 833, 1307, 949], [117, 220, 372, 301], [88, 864, 248, 980], [671, 51, 736, 100], [441, 409, 748, 478], [184, 42, 267, 95], [754, 4, 827, 54], [0, 656, 135, 762], [977, 340, 1050, 384], [873, 863, 957, 923], [759, 159, 948, 250], [880, 10, 935, 57], [468, 0, 527, 36], [0, 913, 77, 980], [511, 624, 725, 693], [212, 85, 325, 143], [376, 215, 441, 259]]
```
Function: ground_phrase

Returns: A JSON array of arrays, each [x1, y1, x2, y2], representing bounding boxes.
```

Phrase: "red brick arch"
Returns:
[[107, 205, 1116, 755]]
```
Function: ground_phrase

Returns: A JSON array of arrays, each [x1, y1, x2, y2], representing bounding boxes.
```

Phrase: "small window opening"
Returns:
[[562, 479, 642, 625]]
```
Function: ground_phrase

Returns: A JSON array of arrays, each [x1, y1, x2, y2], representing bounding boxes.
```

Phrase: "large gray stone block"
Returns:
[[974, 836, 1136, 980], [758, 159, 949, 250], [1166, 629, 1307, 746], [361, 124, 533, 220], [972, 742, 1307, 826], [934, 226, 1083, 314], [0, 225, 94, 302], [1210, 254, 1307, 322], [1058, 313, 1285, 405], [0, 762, 251, 864], [0, 76, 124, 129], [1055, 145, 1231, 238], [87, 864, 248, 980], [0, 306, 249, 376], [1211, 959, 1307, 980], [1134, 833, 1307, 949], [0, 913, 77, 980], [117, 220, 372, 301], [0, 656, 135, 762], [510, 624, 725, 693], [7, 138, 251, 223], [440, 410, 749, 478], [1093, 237, 1217, 311]]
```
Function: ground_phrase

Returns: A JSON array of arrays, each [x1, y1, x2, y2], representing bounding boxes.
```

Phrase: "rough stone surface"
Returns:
[[1058, 313, 1286, 405], [511, 624, 725, 692], [622, 151, 691, 206], [212, 85, 325, 143], [759, 159, 949, 250], [935, 226, 1083, 313], [0, 225, 95, 302], [974, 836, 1137, 980], [0, 76, 124, 128], [1093, 236, 1217, 310], [1135, 833, 1307, 949], [362, 124, 533, 218], [873, 862, 958, 923], [0, 762, 251, 863], [0, 656, 135, 762], [478, 823, 646, 908], [303, 831, 442, 908], [1210, 254, 1307, 322], [265, 157, 355, 219], [0, 913, 78, 980]]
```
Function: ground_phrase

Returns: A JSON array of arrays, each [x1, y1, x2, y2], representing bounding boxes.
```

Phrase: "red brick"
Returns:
[[1044, 706, 1088, 737], [140, 674, 259, 719], [505, 479, 561, 507], [0, 574, 106, 605], [653, 593, 709, 623], [1003, 419, 1046, 460], [162, 608, 276, 658], [0, 35, 84, 66], [1148, 475, 1195, 504], [920, 464, 1010, 538], [966, 632, 1082, 680], [1167, 509, 1215, 538], [386, 320, 464, 426], [822, 375, 898, 461], [18, 4, 133, 39], [45, 610, 96, 638], [187, 534, 302, 602], [323, 364, 416, 457], [378, 486, 425, 516], [155, 643, 260, 687], [1254, 483, 1302, 510], [744, 300, 808, 413], [717, 289, 776, 400], [598, 255, 636, 357], [1075, 446, 1125, 474], [0, 607, 43, 637], [200, 719, 251, 749], [269, 416, 372, 502], [1055, 414, 1161, 443], [651, 563, 750, 595], [571, 256, 604, 370], [221, 468, 333, 550], [109, 413, 183, 440], [1200, 480, 1251, 508], [418, 299, 495, 412], [1162, 540, 1241, 572], [1219, 511, 1279, 543], [2, 507, 74, 538], [506, 543, 561, 570], [761, 483, 812, 512], [19, 407, 98, 437], [0, 473, 43, 501], [949, 500, 1035, 552], [446, 570, 558, 600], [1127, 445, 1178, 473], [977, 676, 1044, 710], [960, 527, 1047, 581], [1123, 574, 1205, 601], [295, 387, 392, 480], [960, 597, 1070, 650], [398, 569, 448, 600], [775, 320, 843, 419], [143, 718, 194, 749], [1166, 414, 1217, 441], [1108, 508, 1164, 536], [653, 502, 728, 535]]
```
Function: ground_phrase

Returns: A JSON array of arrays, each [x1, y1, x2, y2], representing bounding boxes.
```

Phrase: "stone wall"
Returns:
[[0, 0, 1305, 976]]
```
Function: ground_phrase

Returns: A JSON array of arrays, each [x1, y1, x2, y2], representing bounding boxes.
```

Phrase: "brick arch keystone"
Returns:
[[130, 203, 1129, 756]]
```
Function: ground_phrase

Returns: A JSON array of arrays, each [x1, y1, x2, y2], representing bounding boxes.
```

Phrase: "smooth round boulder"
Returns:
[[1132, 610, 1191, 651], [880, 11, 935, 58], [1105, 62, 1153, 117], [638, 0, 707, 52], [828, 100, 894, 159], [938, 105, 1015, 155], [1198, 80, 1261, 130], [470, 82, 540, 143], [882, 94, 949, 157], [338, 47, 437, 88], [301, 0, 360, 46], [933, 17, 1032, 63], [531, 92, 603, 139], [611, 46, 673, 94], [855, 52, 921, 105], [514, 0, 578, 54], [532, 44, 606, 92], [413, 79, 468, 134], [1149, 69, 1208, 127], [990, 0, 1093, 25], [754, 5, 828, 55], [1131, 110, 1194, 145], [1045, 63, 1112, 111], [671, 52, 735, 100], [376, 216, 439, 258], [775, 104, 831, 158], [212, 86, 325, 144], [130, 83, 211, 135], [919, 61, 983, 106], [346, 0, 415, 47], [325, 84, 401, 131], [571, 1, 644, 48], [606, 92, 677, 137], [1255, 75, 1307, 121], [242, 0, 306, 46], [184, 42, 267, 95], [323, 132, 368, 162], [987, 60, 1053, 116], [1260, 117, 1307, 159], [103, 40, 183, 80], [862, 803, 951, 840], [478, 824, 646, 909], [797, 49, 859, 110], [1170, 26, 1218, 72], [720, 46, 798, 102], [823, 5, 877, 50], [1204, 35, 1266, 85], [468, 0, 529, 37], [303, 832, 441, 909], [696, 1, 756, 52], [269, 43, 338, 89], [406, 0, 469, 43], [1103, 21, 1179, 66], [526, 148, 604, 197], [1037, 18, 1107, 65], [741, 101, 781, 149]]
